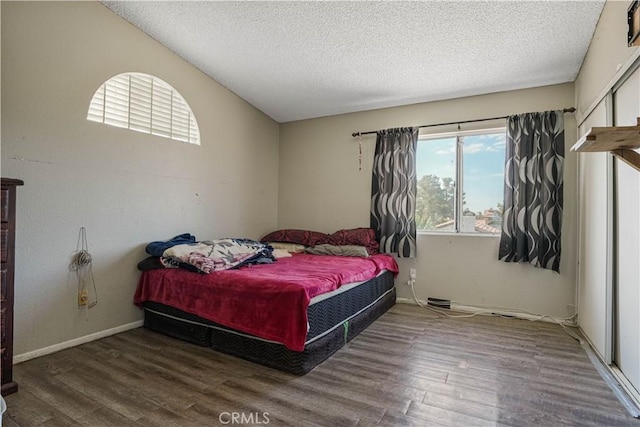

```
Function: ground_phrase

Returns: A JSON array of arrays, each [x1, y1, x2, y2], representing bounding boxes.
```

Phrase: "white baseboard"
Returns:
[[13, 320, 144, 364], [396, 297, 570, 325]]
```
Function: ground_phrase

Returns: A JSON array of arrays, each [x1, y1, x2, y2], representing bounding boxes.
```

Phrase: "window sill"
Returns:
[[417, 231, 500, 238]]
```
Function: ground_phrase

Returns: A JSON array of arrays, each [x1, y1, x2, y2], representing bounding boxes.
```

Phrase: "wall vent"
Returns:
[[427, 298, 450, 309]]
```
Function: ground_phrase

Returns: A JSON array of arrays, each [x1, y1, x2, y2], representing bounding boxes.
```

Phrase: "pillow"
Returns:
[[261, 229, 329, 247], [268, 242, 306, 253], [327, 228, 379, 255], [272, 249, 293, 259], [305, 244, 369, 257], [137, 256, 165, 271]]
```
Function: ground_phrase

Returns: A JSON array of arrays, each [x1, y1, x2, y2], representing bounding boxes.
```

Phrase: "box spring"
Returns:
[[142, 270, 395, 374]]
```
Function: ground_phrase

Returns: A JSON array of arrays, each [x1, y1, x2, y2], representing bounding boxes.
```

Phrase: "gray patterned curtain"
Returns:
[[499, 111, 564, 272], [370, 127, 418, 258]]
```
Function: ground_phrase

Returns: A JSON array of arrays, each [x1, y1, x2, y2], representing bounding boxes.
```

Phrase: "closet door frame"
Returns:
[[577, 53, 640, 412], [609, 64, 640, 406]]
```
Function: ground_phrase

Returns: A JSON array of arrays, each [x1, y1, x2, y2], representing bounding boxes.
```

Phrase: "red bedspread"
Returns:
[[134, 253, 398, 351]]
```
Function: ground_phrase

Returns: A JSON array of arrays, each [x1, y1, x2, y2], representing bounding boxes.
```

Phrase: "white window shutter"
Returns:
[[86, 72, 200, 145], [129, 75, 153, 134], [87, 85, 106, 123], [103, 74, 130, 129]]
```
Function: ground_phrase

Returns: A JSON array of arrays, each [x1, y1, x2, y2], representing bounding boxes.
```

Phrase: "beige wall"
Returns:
[[1, 0, 603, 358], [1, 1, 279, 356], [280, 83, 577, 318], [575, 0, 639, 117]]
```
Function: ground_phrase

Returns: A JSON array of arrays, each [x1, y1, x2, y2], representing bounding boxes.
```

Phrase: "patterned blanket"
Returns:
[[161, 238, 274, 273]]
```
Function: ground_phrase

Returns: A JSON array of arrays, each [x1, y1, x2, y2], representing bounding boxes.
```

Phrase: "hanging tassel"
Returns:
[[358, 133, 362, 171]]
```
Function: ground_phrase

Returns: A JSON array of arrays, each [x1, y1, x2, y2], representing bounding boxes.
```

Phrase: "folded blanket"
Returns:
[[146, 233, 197, 257], [161, 238, 274, 273]]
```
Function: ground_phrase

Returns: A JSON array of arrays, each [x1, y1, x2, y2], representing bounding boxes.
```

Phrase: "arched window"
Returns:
[[87, 73, 200, 145]]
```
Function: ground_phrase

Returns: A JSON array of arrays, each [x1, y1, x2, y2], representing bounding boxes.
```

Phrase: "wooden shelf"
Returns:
[[571, 118, 640, 172]]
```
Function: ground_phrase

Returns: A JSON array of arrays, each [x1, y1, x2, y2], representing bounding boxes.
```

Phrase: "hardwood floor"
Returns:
[[4, 304, 640, 426]]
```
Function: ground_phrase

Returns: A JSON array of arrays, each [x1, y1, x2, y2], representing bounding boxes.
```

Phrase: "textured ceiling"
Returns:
[[102, 1, 605, 123]]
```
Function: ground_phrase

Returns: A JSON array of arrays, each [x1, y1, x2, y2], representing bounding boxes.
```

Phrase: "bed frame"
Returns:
[[141, 270, 396, 374]]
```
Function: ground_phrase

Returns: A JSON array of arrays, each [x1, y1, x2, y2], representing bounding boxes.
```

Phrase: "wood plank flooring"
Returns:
[[4, 304, 640, 426]]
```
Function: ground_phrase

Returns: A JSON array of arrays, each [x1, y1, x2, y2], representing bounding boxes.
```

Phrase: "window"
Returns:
[[416, 128, 506, 234], [87, 73, 200, 145]]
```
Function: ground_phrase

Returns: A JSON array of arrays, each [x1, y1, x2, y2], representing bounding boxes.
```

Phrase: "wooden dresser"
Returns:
[[1, 178, 23, 396]]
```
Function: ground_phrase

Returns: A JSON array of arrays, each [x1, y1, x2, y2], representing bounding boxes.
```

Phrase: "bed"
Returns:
[[134, 250, 399, 374]]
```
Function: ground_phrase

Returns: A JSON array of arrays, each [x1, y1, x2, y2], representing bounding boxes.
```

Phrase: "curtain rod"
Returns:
[[351, 107, 576, 138]]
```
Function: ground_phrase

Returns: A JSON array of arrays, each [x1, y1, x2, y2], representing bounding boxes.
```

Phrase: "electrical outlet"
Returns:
[[78, 289, 88, 306], [409, 268, 417, 280]]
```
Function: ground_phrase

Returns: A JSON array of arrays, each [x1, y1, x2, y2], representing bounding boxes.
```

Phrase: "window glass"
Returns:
[[416, 129, 505, 234], [461, 133, 505, 233], [416, 137, 456, 231]]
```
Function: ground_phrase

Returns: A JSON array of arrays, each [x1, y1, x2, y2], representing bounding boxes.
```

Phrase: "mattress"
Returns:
[[142, 270, 396, 374], [135, 253, 399, 351]]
